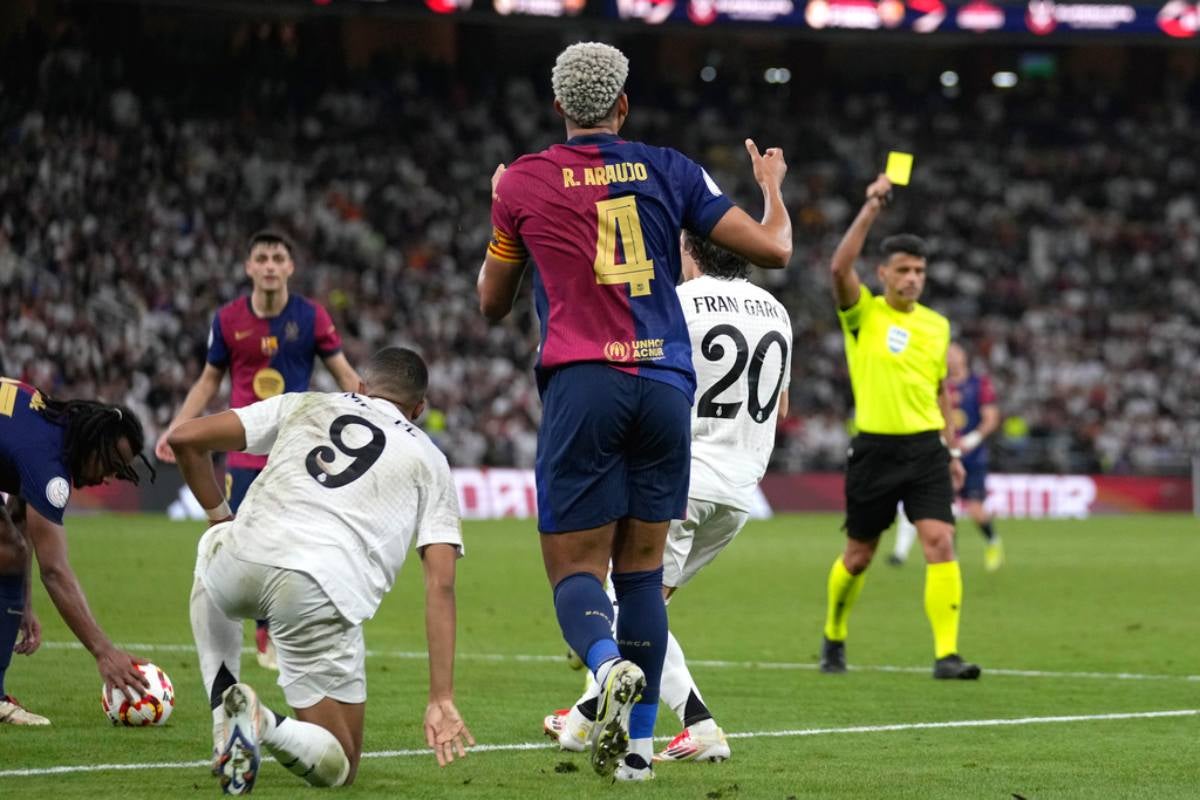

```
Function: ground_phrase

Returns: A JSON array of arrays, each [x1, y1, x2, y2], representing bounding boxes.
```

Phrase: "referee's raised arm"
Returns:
[[829, 174, 893, 309]]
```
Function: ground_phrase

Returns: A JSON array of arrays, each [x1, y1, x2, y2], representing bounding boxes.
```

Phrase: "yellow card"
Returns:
[[885, 151, 914, 186]]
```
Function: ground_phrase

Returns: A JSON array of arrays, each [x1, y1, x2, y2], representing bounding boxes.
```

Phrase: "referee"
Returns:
[[819, 174, 980, 680]]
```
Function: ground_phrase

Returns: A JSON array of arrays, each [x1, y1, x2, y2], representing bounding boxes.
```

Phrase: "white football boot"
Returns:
[[655, 723, 731, 762], [217, 684, 263, 795], [0, 695, 50, 726], [543, 707, 592, 752], [614, 753, 655, 782], [588, 660, 645, 777]]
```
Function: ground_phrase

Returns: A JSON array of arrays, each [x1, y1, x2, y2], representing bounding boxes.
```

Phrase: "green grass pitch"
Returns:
[[1, 513, 1196, 798]]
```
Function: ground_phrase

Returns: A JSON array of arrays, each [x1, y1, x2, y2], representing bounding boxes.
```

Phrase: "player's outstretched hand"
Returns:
[[13, 608, 41, 655], [97, 647, 150, 699], [491, 164, 506, 201], [866, 173, 893, 209], [745, 138, 787, 190], [154, 430, 177, 464], [424, 698, 475, 767]]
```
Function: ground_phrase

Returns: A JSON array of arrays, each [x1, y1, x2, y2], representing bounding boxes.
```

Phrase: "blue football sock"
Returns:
[[0, 573, 25, 697], [629, 701, 658, 743], [553, 573, 619, 677], [612, 567, 667, 739]]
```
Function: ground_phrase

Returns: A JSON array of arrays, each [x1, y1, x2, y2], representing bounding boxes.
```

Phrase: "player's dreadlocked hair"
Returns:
[[39, 397, 154, 486], [683, 232, 750, 280], [552, 42, 628, 127]]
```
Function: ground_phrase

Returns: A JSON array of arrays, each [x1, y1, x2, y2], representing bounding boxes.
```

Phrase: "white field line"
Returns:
[[1, 709, 1195, 779], [37, 641, 1200, 683]]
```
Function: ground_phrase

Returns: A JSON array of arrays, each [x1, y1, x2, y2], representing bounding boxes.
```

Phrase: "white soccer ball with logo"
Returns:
[[101, 663, 176, 726]]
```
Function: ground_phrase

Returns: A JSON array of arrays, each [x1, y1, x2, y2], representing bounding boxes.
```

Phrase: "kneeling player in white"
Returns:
[[545, 233, 792, 763], [170, 347, 472, 793]]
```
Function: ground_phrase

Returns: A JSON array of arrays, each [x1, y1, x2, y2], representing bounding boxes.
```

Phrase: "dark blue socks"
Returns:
[[0, 573, 25, 696], [612, 567, 668, 740], [553, 572, 619, 675]]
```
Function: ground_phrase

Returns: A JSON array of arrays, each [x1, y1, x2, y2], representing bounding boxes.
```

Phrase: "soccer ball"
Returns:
[[101, 663, 176, 726]]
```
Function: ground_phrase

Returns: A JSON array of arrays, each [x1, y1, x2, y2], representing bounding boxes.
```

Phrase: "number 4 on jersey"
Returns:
[[593, 196, 654, 297]]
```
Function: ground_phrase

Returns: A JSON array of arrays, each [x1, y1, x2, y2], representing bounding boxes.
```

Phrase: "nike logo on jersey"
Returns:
[[234, 330, 253, 340]]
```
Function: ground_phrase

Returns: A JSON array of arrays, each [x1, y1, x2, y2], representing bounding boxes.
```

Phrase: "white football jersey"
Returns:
[[677, 275, 792, 511], [228, 392, 463, 626]]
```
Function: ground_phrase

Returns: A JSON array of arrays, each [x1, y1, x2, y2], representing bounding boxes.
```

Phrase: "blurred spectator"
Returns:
[[2, 36, 1197, 476]]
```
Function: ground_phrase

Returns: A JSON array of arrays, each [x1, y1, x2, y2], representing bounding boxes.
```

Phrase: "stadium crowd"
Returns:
[[2, 31, 1198, 476]]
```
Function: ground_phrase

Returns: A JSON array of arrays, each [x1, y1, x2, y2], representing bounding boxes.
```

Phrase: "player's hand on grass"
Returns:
[[745, 138, 786, 190], [424, 698, 475, 767], [14, 607, 41, 655], [97, 647, 150, 699], [866, 174, 893, 210], [491, 164, 506, 201], [154, 430, 177, 464], [949, 457, 966, 492]]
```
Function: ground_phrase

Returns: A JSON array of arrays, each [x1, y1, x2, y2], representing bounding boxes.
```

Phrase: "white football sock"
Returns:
[[893, 505, 918, 561], [660, 630, 704, 727], [629, 737, 653, 762], [261, 712, 350, 787], [189, 577, 242, 712], [574, 669, 601, 709]]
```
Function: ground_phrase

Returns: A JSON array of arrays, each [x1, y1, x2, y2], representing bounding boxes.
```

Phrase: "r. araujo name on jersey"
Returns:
[[677, 276, 792, 512], [489, 132, 734, 401], [228, 392, 463, 627]]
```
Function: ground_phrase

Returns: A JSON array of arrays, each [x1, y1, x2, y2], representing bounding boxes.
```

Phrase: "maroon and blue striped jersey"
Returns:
[[489, 132, 734, 400], [206, 295, 342, 469]]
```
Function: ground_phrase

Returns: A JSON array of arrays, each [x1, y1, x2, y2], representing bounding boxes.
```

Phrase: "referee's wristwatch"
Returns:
[[948, 447, 963, 459]]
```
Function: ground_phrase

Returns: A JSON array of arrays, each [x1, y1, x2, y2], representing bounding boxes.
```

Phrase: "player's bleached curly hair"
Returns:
[[551, 42, 629, 127]]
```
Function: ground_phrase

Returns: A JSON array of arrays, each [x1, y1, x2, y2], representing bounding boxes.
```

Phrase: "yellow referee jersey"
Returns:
[[837, 285, 949, 434]]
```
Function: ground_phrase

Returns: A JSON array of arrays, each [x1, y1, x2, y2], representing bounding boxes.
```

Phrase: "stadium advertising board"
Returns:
[[606, 0, 1199, 36], [78, 469, 1193, 521], [758, 473, 1194, 518]]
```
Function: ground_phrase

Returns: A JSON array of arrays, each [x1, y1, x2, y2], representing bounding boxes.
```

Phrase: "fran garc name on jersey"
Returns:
[[687, 293, 789, 321]]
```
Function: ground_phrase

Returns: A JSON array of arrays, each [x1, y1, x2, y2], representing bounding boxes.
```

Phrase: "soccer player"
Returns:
[[890, 343, 1003, 570], [0, 378, 153, 724], [155, 230, 361, 669], [478, 42, 791, 781], [169, 347, 470, 793], [819, 174, 981, 680], [544, 233, 792, 763]]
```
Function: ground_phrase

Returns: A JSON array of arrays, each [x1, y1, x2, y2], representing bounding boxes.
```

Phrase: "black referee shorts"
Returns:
[[842, 431, 955, 542]]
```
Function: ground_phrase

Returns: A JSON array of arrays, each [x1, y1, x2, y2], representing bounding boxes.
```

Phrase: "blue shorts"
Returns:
[[536, 363, 692, 534], [959, 461, 988, 501], [225, 467, 263, 514]]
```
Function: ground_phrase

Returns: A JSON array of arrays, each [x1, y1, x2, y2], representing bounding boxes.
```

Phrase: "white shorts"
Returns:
[[196, 524, 366, 708], [662, 498, 751, 589]]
